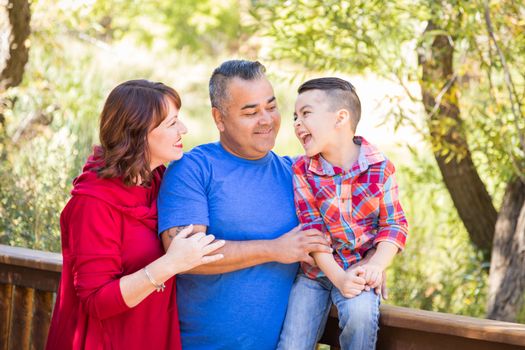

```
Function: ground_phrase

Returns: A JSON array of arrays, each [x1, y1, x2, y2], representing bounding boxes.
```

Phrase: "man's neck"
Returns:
[[321, 135, 360, 171], [219, 138, 269, 160]]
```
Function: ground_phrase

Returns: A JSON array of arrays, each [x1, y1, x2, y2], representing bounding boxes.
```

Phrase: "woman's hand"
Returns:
[[164, 225, 225, 274], [120, 225, 224, 308]]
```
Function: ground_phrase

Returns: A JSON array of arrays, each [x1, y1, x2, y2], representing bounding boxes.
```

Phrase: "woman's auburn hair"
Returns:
[[96, 79, 181, 186]]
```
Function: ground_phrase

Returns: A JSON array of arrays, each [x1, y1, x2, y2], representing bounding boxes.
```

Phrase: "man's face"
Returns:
[[214, 77, 281, 160]]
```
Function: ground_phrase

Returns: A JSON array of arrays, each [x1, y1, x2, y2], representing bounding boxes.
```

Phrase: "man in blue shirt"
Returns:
[[158, 60, 334, 349]]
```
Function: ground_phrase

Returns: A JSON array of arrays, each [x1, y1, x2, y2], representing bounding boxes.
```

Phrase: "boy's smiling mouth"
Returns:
[[297, 131, 312, 146]]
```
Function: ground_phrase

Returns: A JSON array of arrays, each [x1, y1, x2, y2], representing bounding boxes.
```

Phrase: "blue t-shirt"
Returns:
[[158, 142, 299, 350]]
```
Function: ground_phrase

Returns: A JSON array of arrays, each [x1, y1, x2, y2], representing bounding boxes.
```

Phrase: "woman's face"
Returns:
[[147, 98, 187, 169]]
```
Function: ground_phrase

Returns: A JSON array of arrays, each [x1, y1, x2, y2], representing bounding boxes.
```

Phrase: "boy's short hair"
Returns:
[[298, 77, 361, 131]]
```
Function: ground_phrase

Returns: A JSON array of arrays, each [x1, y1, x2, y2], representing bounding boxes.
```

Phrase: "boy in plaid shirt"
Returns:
[[277, 78, 408, 350]]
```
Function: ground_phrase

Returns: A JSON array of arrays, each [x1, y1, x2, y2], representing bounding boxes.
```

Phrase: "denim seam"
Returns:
[[367, 296, 380, 350]]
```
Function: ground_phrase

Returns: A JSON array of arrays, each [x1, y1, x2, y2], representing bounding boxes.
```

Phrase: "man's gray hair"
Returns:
[[209, 60, 266, 113]]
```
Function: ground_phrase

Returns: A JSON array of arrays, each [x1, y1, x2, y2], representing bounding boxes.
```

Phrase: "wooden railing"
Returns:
[[1, 244, 525, 350], [0, 245, 61, 350]]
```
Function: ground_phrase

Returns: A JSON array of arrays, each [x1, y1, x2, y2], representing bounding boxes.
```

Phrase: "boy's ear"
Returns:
[[212, 107, 226, 132], [335, 108, 351, 128]]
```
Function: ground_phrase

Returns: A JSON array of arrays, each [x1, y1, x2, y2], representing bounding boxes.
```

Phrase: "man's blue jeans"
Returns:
[[277, 273, 380, 350]]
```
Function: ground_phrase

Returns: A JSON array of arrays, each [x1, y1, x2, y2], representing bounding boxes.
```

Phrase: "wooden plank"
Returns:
[[1, 244, 525, 349], [319, 304, 525, 348], [0, 283, 13, 350], [8, 286, 34, 350], [377, 326, 525, 350], [30, 290, 53, 350], [379, 304, 525, 346], [0, 245, 62, 272], [0, 264, 60, 292]]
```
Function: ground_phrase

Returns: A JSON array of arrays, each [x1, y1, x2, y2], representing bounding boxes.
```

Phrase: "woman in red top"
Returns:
[[46, 80, 224, 350]]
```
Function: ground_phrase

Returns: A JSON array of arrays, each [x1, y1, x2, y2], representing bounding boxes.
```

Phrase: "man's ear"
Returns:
[[212, 107, 225, 132], [335, 108, 351, 128]]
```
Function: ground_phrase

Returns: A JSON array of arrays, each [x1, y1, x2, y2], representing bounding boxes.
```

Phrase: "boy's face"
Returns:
[[293, 89, 339, 157]]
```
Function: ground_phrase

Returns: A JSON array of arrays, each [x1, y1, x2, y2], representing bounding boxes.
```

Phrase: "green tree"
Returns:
[[0, 0, 31, 150], [253, 0, 525, 321], [0, 0, 251, 251], [56, 0, 249, 56]]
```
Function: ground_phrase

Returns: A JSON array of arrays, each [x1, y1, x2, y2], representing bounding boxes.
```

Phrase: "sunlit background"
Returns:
[[1, 0, 524, 322]]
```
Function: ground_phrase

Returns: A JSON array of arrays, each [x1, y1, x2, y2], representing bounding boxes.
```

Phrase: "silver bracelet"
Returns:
[[143, 266, 166, 292]]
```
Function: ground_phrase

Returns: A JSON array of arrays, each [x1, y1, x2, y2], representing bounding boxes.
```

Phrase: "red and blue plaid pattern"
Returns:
[[293, 136, 408, 279]]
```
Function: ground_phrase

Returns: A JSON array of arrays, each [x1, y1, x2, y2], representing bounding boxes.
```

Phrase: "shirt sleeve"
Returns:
[[292, 162, 328, 235], [157, 153, 210, 234], [68, 197, 130, 320], [373, 172, 408, 250]]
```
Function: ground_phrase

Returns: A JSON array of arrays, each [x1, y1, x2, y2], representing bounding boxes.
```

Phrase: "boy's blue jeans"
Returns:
[[277, 273, 380, 350]]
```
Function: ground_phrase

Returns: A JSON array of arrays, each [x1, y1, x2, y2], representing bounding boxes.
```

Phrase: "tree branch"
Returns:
[[428, 72, 458, 120], [484, 1, 525, 155]]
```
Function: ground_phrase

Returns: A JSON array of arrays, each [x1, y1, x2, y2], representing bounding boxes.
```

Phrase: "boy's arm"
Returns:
[[293, 164, 366, 297], [292, 163, 327, 235], [312, 252, 345, 284], [361, 166, 408, 289], [360, 242, 398, 288], [292, 163, 336, 276], [374, 168, 408, 251], [312, 252, 366, 298], [367, 242, 399, 269]]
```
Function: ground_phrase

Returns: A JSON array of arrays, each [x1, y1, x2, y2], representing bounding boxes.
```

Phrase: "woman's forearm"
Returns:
[[119, 255, 174, 308]]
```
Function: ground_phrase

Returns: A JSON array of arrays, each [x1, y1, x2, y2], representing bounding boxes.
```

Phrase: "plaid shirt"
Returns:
[[293, 136, 408, 279]]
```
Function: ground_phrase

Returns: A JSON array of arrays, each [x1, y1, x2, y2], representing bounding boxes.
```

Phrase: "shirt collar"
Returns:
[[307, 136, 385, 176]]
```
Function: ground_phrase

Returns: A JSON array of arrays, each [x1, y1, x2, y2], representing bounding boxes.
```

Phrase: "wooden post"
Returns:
[[30, 290, 53, 350], [0, 283, 13, 350], [8, 286, 34, 350]]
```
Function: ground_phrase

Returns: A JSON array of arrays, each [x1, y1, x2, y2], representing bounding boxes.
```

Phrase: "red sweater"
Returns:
[[46, 151, 181, 350]]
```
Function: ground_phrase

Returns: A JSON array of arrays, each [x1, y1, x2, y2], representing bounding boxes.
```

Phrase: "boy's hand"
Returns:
[[335, 267, 366, 299], [360, 263, 384, 289], [353, 246, 392, 300]]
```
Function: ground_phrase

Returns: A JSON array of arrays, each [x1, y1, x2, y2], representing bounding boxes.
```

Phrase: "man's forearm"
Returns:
[[187, 240, 281, 274], [161, 225, 283, 274]]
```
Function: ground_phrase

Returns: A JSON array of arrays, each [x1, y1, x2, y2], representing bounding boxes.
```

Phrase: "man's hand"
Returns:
[[334, 266, 366, 299], [379, 271, 388, 300], [272, 225, 331, 265]]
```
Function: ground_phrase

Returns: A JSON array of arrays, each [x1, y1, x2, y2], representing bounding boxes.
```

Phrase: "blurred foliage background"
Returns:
[[1, 0, 524, 322]]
